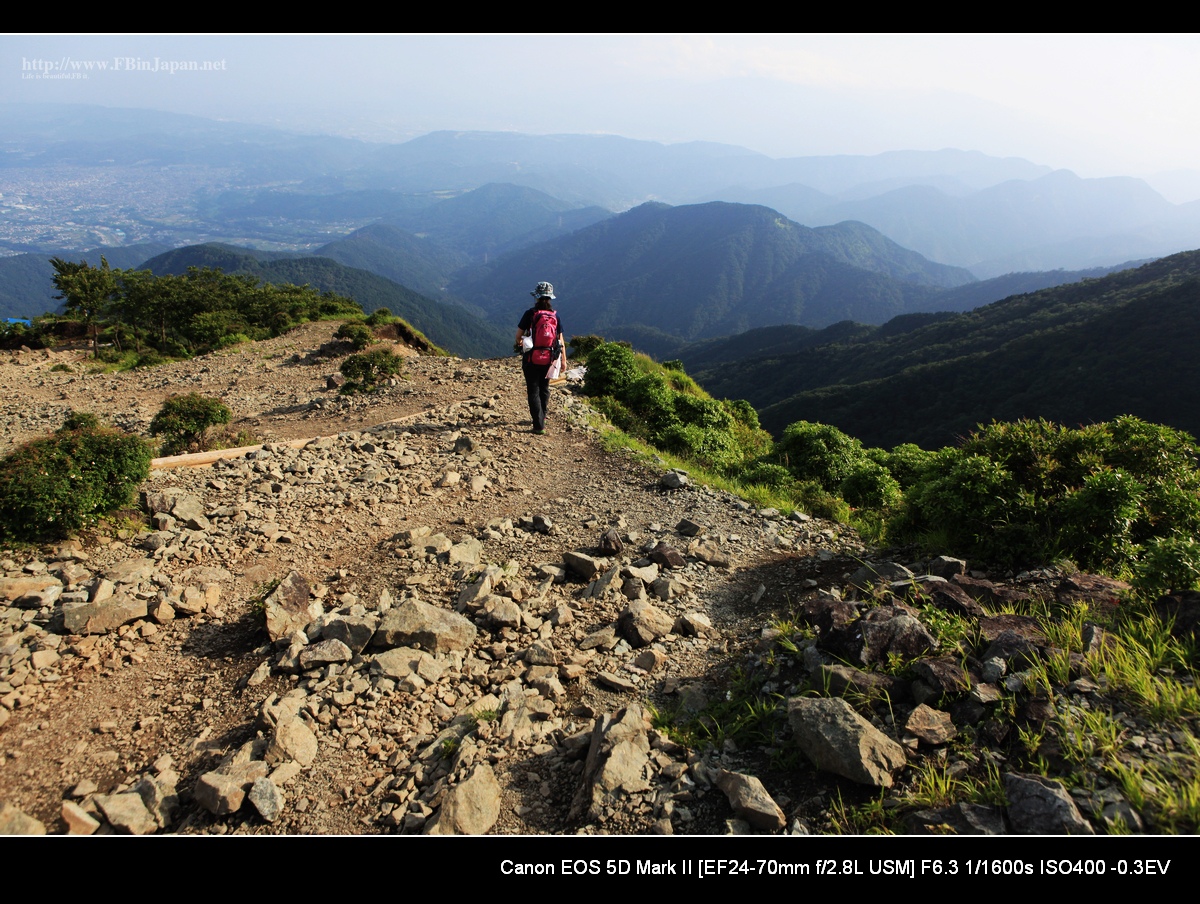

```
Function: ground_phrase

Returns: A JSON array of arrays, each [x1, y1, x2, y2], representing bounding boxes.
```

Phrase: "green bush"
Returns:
[[336, 321, 375, 351], [0, 426, 153, 542], [568, 335, 607, 361], [366, 307, 392, 326], [894, 417, 1200, 570], [150, 393, 233, 456], [583, 342, 638, 398], [59, 410, 100, 432], [340, 347, 402, 393], [868, 443, 938, 489], [1132, 537, 1200, 596], [839, 460, 903, 509], [769, 421, 870, 489]]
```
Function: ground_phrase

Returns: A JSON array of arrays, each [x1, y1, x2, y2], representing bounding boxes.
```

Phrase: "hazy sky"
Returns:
[[5, 34, 1198, 180]]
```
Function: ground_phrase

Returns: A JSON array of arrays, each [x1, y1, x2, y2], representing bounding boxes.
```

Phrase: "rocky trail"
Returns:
[[0, 323, 1194, 837]]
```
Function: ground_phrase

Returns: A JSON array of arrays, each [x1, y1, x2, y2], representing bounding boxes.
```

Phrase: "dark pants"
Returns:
[[522, 356, 551, 430]]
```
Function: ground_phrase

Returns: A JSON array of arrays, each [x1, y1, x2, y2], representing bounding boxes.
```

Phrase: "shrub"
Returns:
[[1132, 537, 1200, 596], [340, 347, 402, 393], [894, 417, 1200, 571], [49, 363, 73, 373], [150, 393, 233, 456], [59, 410, 100, 432], [770, 421, 869, 490], [582, 342, 638, 398], [336, 321, 375, 351], [662, 359, 684, 372], [568, 335, 606, 361], [839, 460, 903, 509], [366, 307, 392, 326], [0, 426, 153, 542]]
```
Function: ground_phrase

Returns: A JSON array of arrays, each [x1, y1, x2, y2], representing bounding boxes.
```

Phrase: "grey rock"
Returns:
[[569, 705, 653, 822], [817, 663, 909, 702], [674, 611, 715, 637], [907, 802, 1006, 835], [660, 471, 689, 490], [787, 696, 907, 787], [715, 770, 786, 832], [248, 777, 285, 823], [618, 600, 674, 647], [62, 594, 148, 635], [373, 599, 477, 653], [848, 561, 914, 591], [905, 704, 957, 744], [323, 615, 378, 654], [1004, 773, 1095, 834], [425, 763, 502, 835], [0, 802, 45, 835], [298, 638, 353, 669], [564, 550, 606, 581], [266, 716, 318, 767], [96, 791, 158, 834], [263, 571, 322, 643]]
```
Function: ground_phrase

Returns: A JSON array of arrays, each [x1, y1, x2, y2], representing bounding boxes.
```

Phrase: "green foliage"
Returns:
[[0, 426, 153, 542], [340, 347, 403, 393], [150, 393, 233, 456], [1132, 537, 1200, 596], [583, 341, 638, 398], [839, 459, 902, 509], [335, 321, 375, 350], [662, 359, 684, 372], [581, 341, 770, 472], [365, 307, 392, 326], [58, 410, 100, 433], [766, 420, 870, 489], [894, 416, 1200, 570], [568, 334, 606, 360]]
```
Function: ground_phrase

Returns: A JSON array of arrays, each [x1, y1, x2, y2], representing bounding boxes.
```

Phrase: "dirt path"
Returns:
[[0, 324, 854, 835]]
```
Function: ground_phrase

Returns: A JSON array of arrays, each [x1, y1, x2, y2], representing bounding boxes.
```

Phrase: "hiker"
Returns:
[[514, 281, 566, 435]]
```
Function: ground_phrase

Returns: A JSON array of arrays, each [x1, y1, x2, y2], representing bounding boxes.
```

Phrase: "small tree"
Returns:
[[150, 394, 233, 456], [340, 347, 402, 393], [336, 321, 375, 350], [51, 256, 117, 358]]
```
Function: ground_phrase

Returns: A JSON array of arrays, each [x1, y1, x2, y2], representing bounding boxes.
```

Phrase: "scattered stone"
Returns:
[[905, 704, 957, 745], [0, 802, 45, 835], [425, 763, 502, 835], [715, 770, 786, 832], [263, 571, 322, 643], [1004, 773, 1095, 835]]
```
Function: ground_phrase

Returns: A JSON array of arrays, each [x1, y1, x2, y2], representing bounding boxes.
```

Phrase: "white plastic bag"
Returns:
[[521, 336, 533, 351], [547, 359, 562, 380]]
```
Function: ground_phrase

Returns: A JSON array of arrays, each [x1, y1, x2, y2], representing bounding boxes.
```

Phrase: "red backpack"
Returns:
[[528, 310, 558, 366]]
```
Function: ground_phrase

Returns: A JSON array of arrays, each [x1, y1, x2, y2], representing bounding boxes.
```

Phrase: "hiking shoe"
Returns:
[[533, 429, 546, 435]]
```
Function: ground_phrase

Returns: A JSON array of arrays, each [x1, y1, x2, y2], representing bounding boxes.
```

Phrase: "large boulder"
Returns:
[[787, 697, 907, 787], [373, 599, 477, 653]]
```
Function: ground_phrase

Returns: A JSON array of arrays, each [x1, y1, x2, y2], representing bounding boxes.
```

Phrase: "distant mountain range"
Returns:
[[4, 104, 1195, 277]]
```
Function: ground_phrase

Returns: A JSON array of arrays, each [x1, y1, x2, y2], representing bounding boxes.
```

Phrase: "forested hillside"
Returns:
[[685, 250, 1200, 447]]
